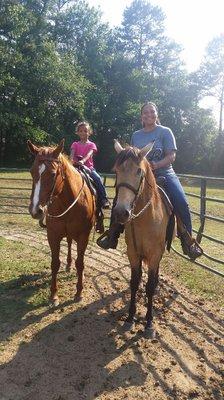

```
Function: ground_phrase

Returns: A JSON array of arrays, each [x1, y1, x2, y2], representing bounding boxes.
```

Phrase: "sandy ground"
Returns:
[[0, 228, 223, 400]]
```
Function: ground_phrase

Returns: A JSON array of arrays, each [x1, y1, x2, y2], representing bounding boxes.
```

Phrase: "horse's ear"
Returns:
[[138, 141, 154, 160], [114, 139, 123, 154], [27, 140, 39, 155], [53, 139, 65, 158]]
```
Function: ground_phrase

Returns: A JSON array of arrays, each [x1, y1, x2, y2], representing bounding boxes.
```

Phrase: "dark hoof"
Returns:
[[123, 320, 134, 331], [144, 327, 156, 339], [74, 294, 82, 302]]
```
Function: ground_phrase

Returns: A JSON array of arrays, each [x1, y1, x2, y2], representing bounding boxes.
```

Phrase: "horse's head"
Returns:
[[113, 139, 154, 224], [27, 139, 64, 220]]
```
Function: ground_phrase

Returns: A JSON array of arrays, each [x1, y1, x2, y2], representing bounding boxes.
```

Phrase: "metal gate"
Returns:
[[1, 169, 224, 277]]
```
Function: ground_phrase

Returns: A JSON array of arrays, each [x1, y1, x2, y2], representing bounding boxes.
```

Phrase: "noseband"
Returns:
[[116, 169, 152, 221]]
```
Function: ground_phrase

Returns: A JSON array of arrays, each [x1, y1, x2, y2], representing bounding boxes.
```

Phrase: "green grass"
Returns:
[[0, 237, 51, 324], [162, 252, 224, 307]]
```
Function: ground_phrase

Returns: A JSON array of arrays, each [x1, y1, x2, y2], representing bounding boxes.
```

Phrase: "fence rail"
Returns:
[[0, 169, 224, 277]]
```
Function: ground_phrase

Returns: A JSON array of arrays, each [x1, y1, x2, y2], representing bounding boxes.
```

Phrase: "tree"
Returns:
[[198, 34, 224, 134], [0, 1, 88, 165], [196, 34, 224, 174]]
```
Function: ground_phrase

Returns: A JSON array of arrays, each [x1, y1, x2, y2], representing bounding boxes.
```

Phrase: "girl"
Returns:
[[70, 121, 110, 209], [97, 102, 203, 260]]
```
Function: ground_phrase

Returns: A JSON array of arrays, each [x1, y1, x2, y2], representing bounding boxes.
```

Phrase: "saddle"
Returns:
[[75, 164, 96, 196]]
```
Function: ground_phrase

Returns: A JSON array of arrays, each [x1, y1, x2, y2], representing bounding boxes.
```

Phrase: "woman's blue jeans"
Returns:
[[162, 173, 192, 234], [89, 169, 107, 205]]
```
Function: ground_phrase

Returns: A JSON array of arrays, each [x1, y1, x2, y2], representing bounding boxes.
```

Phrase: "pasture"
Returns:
[[0, 170, 223, 399]]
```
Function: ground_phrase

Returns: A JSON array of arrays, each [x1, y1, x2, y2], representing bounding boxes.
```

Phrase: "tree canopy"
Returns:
[[0, 0, 223, 175]]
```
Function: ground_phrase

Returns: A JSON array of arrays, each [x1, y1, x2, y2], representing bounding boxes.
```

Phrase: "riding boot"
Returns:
[[176, 216, 203, 260], [179, 230, 203, 260], [96, 222, 124, 249]]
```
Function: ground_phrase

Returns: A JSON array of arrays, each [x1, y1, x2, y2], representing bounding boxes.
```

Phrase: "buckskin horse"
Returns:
[[113, 140, 174, 337], [27, 139, 96, 306]]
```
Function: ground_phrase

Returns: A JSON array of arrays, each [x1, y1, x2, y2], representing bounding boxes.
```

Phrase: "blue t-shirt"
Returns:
[[130, 125, 177, 176]]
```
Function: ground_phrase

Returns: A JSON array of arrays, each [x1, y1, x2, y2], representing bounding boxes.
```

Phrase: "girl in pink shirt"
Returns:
[[70, 121, 109, 209]]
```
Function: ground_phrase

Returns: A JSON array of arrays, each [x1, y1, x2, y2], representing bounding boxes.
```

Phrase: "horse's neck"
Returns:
[[142, 163, 156, 199], [137, 163, 160, 211], [60, 158, 82, 196]]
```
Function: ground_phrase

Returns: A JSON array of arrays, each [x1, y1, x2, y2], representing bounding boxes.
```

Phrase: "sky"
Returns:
[[87, 0, 224, 72], [87, 0, 224, 119]]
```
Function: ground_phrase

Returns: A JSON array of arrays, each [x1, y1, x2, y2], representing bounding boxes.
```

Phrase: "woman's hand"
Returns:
[[150, 161, 157, 170]]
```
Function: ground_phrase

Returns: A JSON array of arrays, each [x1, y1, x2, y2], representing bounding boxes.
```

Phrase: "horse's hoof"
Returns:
[[144, 327, 156, 339], [74, 294, 82, 302], [50, 298, 60, 307], [123, 320, 134, 331]]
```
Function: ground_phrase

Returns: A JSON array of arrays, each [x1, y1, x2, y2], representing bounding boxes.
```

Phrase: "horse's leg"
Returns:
[[74, 235, 89, 301], [48, 233, 62, 307], [66, 237, 72, 272], [125, 263, 142, 327], [145, 268, 158, 326], [145, 256, 161, 337]]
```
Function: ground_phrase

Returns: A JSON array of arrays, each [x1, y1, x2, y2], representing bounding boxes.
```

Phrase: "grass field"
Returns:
[[0, 170, 224, 314]]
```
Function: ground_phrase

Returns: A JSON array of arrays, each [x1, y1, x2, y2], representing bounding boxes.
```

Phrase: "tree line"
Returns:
[[0, 0, 224, 175]]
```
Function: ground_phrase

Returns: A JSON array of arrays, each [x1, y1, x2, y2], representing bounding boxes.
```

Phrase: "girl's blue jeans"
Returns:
[[162, 173, 192, 234], [89, 169, 107, 205]]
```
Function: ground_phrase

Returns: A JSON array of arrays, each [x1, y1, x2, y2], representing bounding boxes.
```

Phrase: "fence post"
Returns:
[[196, 178, 207, 243]]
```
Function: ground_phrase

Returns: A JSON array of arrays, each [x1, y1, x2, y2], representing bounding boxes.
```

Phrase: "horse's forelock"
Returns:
[[115, 147, 140, 168]]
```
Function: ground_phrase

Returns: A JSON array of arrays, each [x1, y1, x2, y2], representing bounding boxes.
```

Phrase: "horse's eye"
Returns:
[[137, 168, 142, 176]]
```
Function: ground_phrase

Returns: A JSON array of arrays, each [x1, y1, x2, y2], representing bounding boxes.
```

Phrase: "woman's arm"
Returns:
[[150, 150, 176, 171]]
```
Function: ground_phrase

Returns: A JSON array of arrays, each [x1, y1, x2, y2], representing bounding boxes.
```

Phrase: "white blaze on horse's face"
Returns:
[[31, 163, 46, 216]]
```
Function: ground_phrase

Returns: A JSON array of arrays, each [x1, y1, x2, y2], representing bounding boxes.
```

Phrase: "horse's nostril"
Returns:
[[114, 205, 130, 223]]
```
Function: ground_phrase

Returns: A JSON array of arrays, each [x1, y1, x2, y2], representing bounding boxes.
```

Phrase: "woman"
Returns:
[[97, 102, 203, 260]]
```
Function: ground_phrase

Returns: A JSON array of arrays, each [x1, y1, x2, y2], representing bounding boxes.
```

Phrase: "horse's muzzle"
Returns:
[[113, 204, 131, 224], [28, 204, 44, 220]]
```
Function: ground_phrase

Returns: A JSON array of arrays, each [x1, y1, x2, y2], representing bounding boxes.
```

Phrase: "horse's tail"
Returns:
[[166, 212, 175, 252]]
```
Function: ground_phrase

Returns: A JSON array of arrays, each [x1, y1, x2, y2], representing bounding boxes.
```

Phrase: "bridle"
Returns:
[[34, 155, 84, 218], [115, 168, 152, 222]]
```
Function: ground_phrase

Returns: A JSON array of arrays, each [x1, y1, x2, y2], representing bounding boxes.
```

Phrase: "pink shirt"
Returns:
[[70, 140, 97, 170]]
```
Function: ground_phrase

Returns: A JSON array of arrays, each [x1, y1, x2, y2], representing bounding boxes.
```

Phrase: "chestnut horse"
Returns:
[[113, 140, 174, 337], [27, 139, 96, 306]]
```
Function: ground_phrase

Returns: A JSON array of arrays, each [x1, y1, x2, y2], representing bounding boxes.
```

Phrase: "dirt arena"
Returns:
[[0, 229, 223, 400]]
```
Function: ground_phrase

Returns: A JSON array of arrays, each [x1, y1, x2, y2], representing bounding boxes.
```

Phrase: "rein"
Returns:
[[47, 176, 85, 218], [38, 156, 85, 219]]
